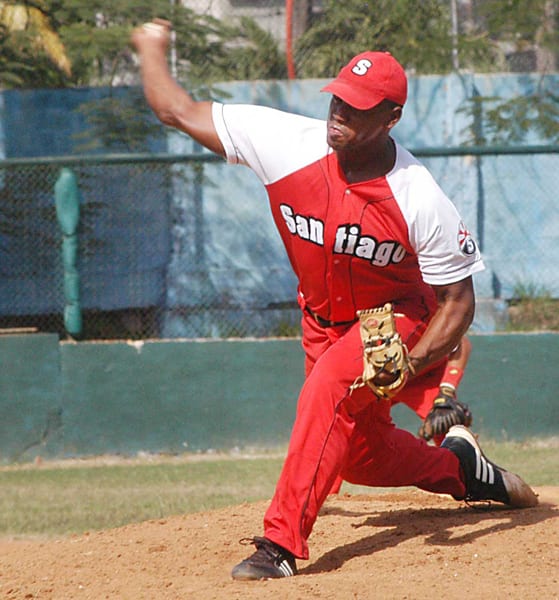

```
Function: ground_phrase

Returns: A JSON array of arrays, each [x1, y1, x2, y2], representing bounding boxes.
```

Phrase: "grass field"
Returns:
[[1, 439, 557, 539]]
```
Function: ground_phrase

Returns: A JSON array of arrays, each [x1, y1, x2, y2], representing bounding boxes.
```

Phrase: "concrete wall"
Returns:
[[0, 332, 557, 464]]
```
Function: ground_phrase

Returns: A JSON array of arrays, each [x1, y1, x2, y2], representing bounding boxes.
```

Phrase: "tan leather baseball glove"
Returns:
[[355, 303, 410, 399]]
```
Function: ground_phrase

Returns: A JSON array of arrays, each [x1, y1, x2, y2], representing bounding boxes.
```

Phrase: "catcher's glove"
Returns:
[[353, 303, 410, 399], [418, 385, 473, 441]]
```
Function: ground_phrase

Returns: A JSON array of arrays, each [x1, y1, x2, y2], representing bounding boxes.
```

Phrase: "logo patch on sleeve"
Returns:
[[458, 221, 477, 256]]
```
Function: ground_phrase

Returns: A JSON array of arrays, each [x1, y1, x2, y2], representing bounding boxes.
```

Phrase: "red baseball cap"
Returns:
[[321, 51, 408, 110]]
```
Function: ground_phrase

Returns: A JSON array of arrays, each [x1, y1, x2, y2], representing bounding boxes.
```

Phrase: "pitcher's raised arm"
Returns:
[[131, 19, 225, 156]]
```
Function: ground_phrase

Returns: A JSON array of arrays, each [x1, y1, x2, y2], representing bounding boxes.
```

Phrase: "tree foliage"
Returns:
[[215, 16, 287, 82], [0, 1, 287, 89], [0, 1, 288, 148], [296, 0, 558, 143], [72, 90, 163, 152], [483, 92, 559, 144], [52, 0, 229, 87], [0, 0, 557, 145], [464, 1, 559, 144], [0, 23, 29, 87], [294, 0, 495, 77], [0, 1, 71, 87], [459, 88, 559, 146], [1, 1, 556, 86], [296, 0, 557, 77], [477, 0, 557, 52]]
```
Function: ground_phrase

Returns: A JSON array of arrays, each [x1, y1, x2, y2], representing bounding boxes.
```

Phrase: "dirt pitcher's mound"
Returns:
[[1, 488, 558, 600]]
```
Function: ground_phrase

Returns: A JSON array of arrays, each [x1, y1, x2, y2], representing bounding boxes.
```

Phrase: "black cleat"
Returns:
[[441, 425, 538, 508], [231, 536, 297, 581]]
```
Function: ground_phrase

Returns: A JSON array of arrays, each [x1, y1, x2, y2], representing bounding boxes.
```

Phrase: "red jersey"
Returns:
[[212, 103, 484, 323]]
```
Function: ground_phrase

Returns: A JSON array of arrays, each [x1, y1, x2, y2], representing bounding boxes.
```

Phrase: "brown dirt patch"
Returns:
[[1, 487, 558, 599]]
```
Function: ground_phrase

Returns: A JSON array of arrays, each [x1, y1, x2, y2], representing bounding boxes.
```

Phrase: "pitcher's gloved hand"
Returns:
[[356, 303, 410, 400]]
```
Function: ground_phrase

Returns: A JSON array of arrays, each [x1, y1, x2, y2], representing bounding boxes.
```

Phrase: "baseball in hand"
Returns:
[[142, 22, 167, 35]]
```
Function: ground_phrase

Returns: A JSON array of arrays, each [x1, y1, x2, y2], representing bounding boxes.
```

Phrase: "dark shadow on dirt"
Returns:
[[303, 500, 558, 575]]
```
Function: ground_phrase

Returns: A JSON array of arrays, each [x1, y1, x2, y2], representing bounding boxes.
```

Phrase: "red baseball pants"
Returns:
[[263, 309, 466, 559]]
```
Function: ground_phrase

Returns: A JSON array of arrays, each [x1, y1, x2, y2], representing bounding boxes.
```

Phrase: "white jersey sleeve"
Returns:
[[388, 145, 485, 285], [211, 102, 328, 185]]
